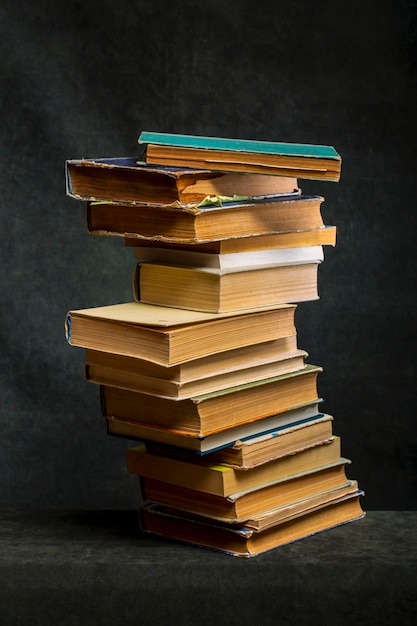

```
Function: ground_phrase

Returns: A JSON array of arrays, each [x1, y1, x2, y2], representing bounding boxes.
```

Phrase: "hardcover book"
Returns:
[[139, 458, 352, 522], [124, 226, 337, 253], [87, 194, 326, 243], [100, 364, 323, 437], [84, 337, 307, 400], [139, 489, 364, 557], [132, 244, 324, 270], [138, 131, 342, 181], [127, 436, 341, 497], [65, 302, 297, 366], [105, 402, 325, 454], [66, 157, 300, 206], [145, 413, 334, 468], [134, 261, 320, 313]]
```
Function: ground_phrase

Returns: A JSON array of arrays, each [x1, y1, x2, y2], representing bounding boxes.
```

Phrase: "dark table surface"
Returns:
[[1, 509, 416, 626]]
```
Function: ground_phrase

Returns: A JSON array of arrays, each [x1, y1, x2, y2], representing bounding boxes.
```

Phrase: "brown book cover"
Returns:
[[139, 459, 353, 523], [66, 157, 299, 206], [127, 436, 342, 497], [139, 489, 364, 557], [100, 364, 322, 437], [65, 302, 297, 366]]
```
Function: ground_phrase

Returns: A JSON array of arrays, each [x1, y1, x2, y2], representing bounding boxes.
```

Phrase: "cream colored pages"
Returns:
[[66, 301, 295, 327]]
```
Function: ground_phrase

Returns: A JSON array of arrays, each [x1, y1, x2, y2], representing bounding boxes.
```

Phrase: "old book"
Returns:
[[139, 458, 352, 522], [135, 261, 320, 313], [138, 131, 342, 182], [105, 401, 324, 454], [84, 337, 307, 399], [65, 157, 299, 206], [87, 195, 325, 243], [127, 436, 341, 497], [65, 302, 297, 366], [238, 481, 361, 531], [132, 244, 324, 270], [100, 364, 322, 437], [146, 413, 334, 469], [139, 489, 364, 557], [125, 225, 337, 252]]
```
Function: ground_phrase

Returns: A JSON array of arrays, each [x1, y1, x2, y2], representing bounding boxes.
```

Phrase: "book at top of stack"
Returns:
[[65, 131, 364, 556], [137, 131, 342, 181]]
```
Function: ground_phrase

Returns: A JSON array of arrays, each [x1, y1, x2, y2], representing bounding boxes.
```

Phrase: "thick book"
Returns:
[[132, 244, 324, 270], [127, 436, 341, 497], [65, 301, 297, 366], [138, 131, 342, 182], [146, 413, 334, 469], [65, 157, 300, 206], [87, 194, 325, 243], [139, 458, 353, 522], [134, 261, 320, 313], [106, 402, 325, 454], [139, 489, 364, 557], [124, 226, 337, 252], [100, 364, 322, 437], [84, 338, 307, 400]]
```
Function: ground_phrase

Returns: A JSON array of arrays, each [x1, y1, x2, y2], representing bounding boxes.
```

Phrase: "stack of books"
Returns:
[[65, 131, 364, 557]]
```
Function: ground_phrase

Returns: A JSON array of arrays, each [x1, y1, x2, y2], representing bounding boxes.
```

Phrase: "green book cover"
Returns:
[[138, 131, 341, 161]]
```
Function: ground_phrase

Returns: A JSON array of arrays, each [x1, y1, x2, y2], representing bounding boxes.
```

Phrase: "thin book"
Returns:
[[138, 131, 342, 181]]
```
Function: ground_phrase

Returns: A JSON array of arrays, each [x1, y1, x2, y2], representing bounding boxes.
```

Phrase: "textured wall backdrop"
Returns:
[[1, 0, 416, 509]]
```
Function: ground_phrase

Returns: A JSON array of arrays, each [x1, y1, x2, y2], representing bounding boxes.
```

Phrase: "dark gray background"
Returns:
[[1, 0, 416, 510]]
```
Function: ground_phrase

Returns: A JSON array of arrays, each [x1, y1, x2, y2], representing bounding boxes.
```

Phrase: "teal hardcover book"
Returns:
[[138, 131, 341, 181], [138, 131, 340, 160]]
